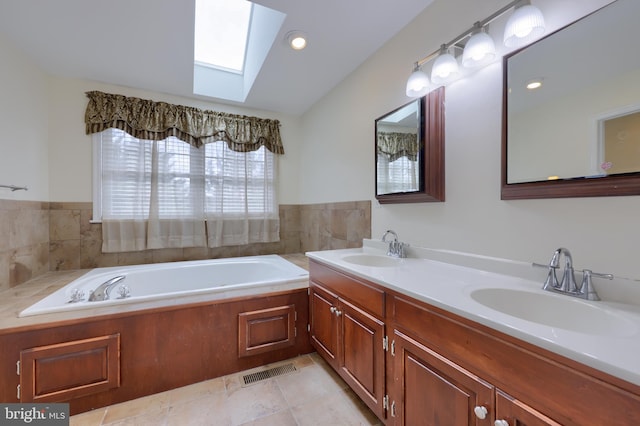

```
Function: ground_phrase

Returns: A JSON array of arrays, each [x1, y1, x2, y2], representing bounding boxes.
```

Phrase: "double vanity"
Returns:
[[307, 239, 640, 425]]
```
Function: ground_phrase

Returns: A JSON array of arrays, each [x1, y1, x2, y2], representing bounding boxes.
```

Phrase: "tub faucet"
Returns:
[[381, 230, 406, 258], [89, 275, 126, 301]]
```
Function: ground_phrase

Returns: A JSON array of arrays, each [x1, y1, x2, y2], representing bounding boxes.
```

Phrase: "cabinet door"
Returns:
[[339, 299, 386, 419], [495, 390, 561, 426], [309, 283, 339, 368], [391, 329, 494, 426]]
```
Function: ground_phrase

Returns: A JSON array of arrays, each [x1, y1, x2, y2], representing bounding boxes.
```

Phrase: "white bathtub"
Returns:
[[19, 255, 309, 317]]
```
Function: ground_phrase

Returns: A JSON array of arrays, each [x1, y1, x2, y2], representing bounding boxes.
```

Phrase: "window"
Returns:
[[93, 128, 279, 252], [194, 0, 253, 73]]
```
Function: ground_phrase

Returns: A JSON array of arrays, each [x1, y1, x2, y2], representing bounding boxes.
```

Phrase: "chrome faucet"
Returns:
[[382, 230, 407, 258], [88, 275, 126, 301], [536, 248, 612, 301]]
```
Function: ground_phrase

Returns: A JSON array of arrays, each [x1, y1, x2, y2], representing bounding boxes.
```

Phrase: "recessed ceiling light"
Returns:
[[286, 31, 308, 50], [526, 78, 543, 90]]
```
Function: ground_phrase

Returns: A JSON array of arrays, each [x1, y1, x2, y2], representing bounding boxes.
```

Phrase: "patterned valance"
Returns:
[[84, 91, 284, 154], [377, 132, 419, 162]]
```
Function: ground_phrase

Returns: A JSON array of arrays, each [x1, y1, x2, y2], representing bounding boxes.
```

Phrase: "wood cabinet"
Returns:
[[390, 329, 493, 425], [308, 259, 640, 426], [309, 261, 386, 420]]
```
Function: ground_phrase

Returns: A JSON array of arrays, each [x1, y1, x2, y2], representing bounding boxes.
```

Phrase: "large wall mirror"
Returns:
[[502, 0, 640, 199], [376, 87, 445, 203]]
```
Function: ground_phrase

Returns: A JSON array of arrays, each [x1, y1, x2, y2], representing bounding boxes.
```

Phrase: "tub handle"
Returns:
[[67, 288, 85, 303], [116, 284, 131, 299]]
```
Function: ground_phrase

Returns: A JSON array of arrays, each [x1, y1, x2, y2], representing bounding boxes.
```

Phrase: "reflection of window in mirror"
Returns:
[[599, 108, 640, 176], [377, 155, 418, 194]]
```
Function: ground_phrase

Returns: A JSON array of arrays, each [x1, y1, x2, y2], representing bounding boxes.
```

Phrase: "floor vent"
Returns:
[[242, 363, 297, 386]]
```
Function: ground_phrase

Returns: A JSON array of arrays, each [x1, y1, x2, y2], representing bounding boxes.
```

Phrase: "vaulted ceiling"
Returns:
[[0, 0, 433, 115]]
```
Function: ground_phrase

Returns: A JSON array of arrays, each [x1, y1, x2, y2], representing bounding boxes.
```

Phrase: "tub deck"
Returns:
[[0, 254, 309, 333]]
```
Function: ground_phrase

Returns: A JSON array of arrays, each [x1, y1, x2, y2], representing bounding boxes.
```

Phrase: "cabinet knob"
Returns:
[[474, 406, 488, 420], [494, 420, 510, 426], [330, 306, 337, 314], [335, 309, 342, 316]]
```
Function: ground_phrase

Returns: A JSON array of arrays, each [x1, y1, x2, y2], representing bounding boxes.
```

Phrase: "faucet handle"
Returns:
[[534, 262, 560, 290], [579, 269, 613, 301]]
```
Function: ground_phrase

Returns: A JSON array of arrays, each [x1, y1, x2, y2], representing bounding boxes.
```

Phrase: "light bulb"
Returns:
[[503, 3, 545, 48], [462, 29, 496, 68], [431, 46, 459, 85], [405, 67, 430, 97], [286, 31, 308, 50]]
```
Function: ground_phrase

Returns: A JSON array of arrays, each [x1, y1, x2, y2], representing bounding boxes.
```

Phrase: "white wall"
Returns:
[[299, 0, 640, 279], [0, 36, 49, 201], [46, 77, 302, 204]]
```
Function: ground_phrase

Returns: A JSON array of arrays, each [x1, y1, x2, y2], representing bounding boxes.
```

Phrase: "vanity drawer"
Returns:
[[309, 260, 385, 318]]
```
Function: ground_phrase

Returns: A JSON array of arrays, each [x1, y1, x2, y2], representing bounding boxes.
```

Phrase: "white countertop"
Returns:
[[306, 240, 640, 387]]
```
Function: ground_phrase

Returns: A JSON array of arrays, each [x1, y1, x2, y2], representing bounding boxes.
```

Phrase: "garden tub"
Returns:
[[19, 255, 309, 317]]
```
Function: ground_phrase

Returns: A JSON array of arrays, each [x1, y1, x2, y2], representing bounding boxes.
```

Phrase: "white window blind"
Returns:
[[93, 128, 279, 252]]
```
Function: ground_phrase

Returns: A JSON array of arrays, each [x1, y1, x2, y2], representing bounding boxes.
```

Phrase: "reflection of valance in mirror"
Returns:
[[84, 91, 284, 154], [377, 132, 419, 161]]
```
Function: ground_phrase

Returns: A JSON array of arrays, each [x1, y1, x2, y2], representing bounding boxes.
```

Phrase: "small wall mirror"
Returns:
[[502, 0, 640, 199], [375, 87, 445, 203]]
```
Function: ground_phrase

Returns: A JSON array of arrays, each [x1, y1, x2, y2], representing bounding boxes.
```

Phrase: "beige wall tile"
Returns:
[[2, 199, 371, 287], [49, 239, 81, 271], [50, 209, 80, 241]]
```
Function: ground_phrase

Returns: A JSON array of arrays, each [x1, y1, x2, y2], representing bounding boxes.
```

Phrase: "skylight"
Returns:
[[194, 0, 253, 73]]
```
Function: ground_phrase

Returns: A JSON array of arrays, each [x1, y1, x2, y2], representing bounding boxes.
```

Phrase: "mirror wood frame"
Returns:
[[376, 86, 445, 204], [501, 1, 640, 200]]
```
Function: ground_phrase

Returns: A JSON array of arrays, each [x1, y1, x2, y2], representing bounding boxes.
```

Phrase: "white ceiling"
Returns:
[[0, 0, 434, 115]]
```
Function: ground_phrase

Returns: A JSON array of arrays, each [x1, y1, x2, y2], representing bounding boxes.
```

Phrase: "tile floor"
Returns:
[[70, 353, 383, 426]]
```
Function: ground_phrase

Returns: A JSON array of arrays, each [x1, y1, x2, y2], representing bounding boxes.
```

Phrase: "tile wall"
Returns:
[[0, 200, 50, 290], [0, 199, 371, 290]]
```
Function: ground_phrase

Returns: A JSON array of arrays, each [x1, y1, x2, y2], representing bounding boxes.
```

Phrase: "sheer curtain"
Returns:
[[204, 142, 279, 247], [87, 91, 284, 253], [98, 130, 207, 252], [97, 129, 277, 253]]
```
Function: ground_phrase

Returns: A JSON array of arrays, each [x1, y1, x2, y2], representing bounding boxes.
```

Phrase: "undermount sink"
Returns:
[[470, 288, 637, 337], [341, 254, 401, 267]]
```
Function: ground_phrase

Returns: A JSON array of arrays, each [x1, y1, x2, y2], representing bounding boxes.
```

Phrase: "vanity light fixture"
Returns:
[[405, 63, 430, 97], [431, 45, 460, 85], [462, 23, 496, 68], [286, 31, 308, 50], [405, 0, 545, 96], [503, 0, 546, 48]]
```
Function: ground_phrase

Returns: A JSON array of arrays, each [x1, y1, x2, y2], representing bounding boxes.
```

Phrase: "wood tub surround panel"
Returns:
[[0, 289, 312, 415], [20, 334, 120, 402], [238, 304, 296, 357], [307, 259, 640, 426]]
